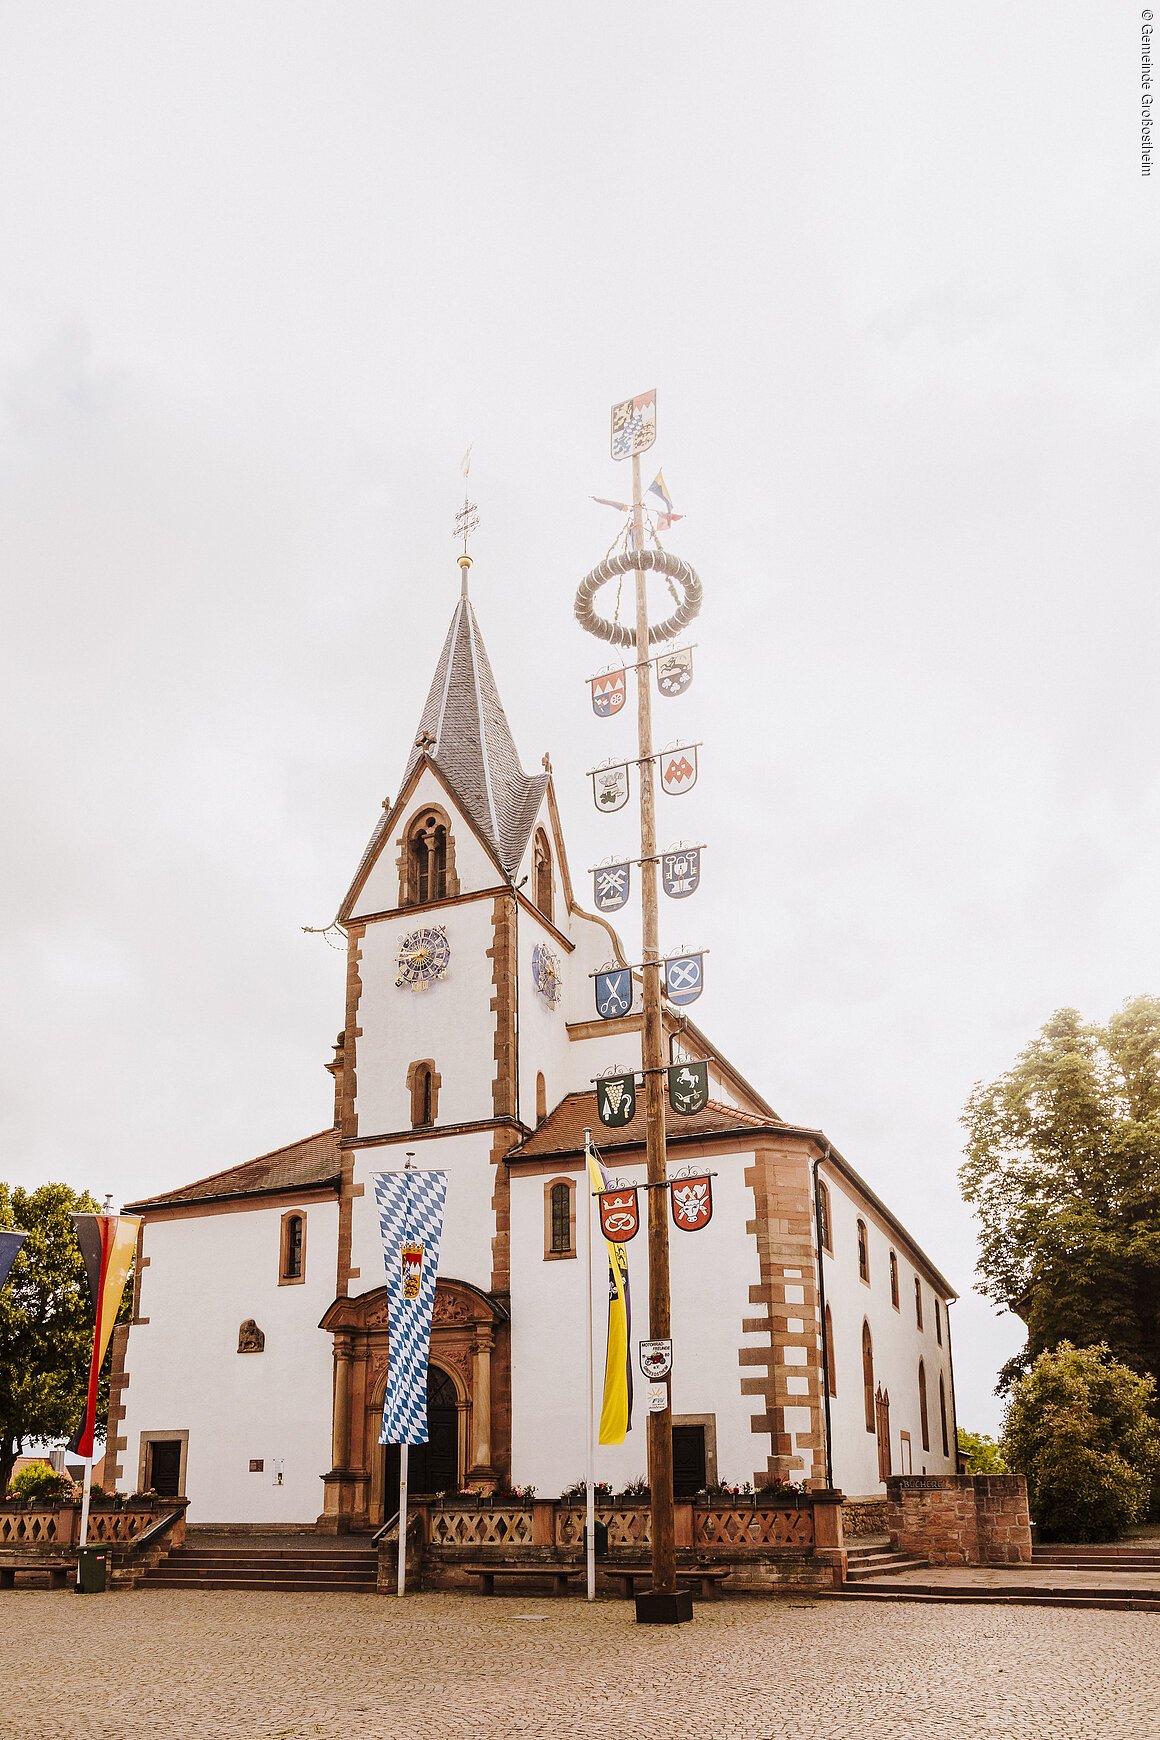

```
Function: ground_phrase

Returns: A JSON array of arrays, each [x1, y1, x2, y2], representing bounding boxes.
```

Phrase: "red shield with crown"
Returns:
[[599, 1188, 640, 1243]]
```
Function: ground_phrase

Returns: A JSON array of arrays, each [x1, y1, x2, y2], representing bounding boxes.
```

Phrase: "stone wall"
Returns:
[[885, 1474, 1031, 1565], [842, 1497, 889, 1538]]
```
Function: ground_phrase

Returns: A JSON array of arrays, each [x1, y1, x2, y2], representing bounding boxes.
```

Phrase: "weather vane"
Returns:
[[453, 443, 479, 561]]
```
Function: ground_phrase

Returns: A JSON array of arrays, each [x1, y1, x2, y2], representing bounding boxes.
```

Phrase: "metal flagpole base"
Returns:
[[635, 1588, 694, 1625]]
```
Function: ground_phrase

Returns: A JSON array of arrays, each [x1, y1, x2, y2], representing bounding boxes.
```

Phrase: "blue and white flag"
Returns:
[[373, 1169, 449, 1447]]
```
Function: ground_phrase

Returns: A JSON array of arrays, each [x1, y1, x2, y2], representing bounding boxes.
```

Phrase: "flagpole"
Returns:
[[78, 1456, 93, 1551], [583, 1127, 596, 1602], [396, 1443, 409, 1597]]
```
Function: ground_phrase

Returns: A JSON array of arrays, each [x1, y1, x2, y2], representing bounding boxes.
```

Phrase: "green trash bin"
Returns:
[[582, 1520, 609, 1558], [76, 1547, 109, 1593]]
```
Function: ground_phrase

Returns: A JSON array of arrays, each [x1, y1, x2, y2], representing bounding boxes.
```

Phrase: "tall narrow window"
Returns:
[[939, 1373, 949, 1457], [857, 1219, 870, 1284], [889, 1250, 899, 1309], [862, 1321, 874, 1432], [817, 1178, 832, 1253], [279, 1211, 306, 1285], [408, 814, 448, 904], [824, 1304, 837, 1397], [935, 1297, 943, 1345], [407, 1060, 440, 1128], [918, 1358, 930, 1452], [543, 1177, 576, 1259], [914, 1275, 924, 1330], [536, 1072, 547, 1124], [533, 829, 553, 924]]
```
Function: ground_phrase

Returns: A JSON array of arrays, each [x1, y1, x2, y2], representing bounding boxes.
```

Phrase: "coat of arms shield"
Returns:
[[591, 671, 627, 718], [595, 969, 633, 1020], [664, 952, 704, 1007], [597, 1072, 637, 1129], [661, 848, 700, 900], [593, 862, 630, 914], [670, 1175, 713, 1232], [639, 1338, 672, 1380], [610, 389, 657, 461], [656, 647, 693, 698], [667, 1061, 709, 1117], [591, 763, 630, 813], [660, 748, 698, 796], [599, 1187, 640, 1241]]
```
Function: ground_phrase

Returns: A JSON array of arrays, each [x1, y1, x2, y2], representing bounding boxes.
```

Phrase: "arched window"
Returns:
[[889, 1249, 899, 1309], [918, 1358, 930, 1452], [824, 1304, 836, 1397], [407, 1059, 441, 1128], [914, 1275, 924, 1330], [543, 1177, 576, 1259], [279, 1211, 306, 1285], [935, 1297, 943, 1344], [536, 1071, 547, 1124], [816, 1178, 832, 1253], [533, 829, 553, 924], [402, 809, 458, 905], [862, 1321, 874, 1433], [939, 1373, 949, 1457], [857, 1219, 870, 1284]]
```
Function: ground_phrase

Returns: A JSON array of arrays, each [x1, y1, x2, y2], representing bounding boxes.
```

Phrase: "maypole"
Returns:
[[576, 390, 704, 1625]]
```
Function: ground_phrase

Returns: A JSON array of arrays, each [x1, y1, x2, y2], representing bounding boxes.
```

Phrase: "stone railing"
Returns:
[[427, 1506, 536, 1550], [0, 1499, 186, 1557]]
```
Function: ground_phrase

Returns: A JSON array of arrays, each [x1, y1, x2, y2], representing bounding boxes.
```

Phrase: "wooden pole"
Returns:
[[631, 451, 678, 1599]]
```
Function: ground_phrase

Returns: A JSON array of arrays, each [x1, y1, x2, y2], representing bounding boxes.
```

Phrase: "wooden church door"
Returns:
[[875, 1385, 892, 1481]]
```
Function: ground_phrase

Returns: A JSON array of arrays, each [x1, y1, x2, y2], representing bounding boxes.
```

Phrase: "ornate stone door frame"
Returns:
[[318, 1277, 509, 1532]]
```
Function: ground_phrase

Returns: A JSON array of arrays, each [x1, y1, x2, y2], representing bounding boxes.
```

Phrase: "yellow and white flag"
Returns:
[[586, 1147, 633, 1444]]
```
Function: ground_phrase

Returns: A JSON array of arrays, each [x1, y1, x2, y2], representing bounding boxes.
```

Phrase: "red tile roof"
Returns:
[[126, 1129, 341, 1210], [512, 1091, 776, 1161]]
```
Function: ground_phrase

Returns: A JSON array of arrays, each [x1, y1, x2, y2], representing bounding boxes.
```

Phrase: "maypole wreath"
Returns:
[[574, 547, 702, 648]]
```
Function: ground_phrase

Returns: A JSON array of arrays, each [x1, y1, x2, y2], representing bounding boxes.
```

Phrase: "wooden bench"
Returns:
[[0, 1560, 72, 1591], [462, 1563, 585, 1598], [603, 1566, 731, 1601]]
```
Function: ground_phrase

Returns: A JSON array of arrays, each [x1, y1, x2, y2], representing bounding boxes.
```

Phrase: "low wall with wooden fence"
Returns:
[[0, 1499, 188, 1585]]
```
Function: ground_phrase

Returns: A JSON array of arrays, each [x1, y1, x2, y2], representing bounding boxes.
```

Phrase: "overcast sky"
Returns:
[[1, 5, 1155, 1436]]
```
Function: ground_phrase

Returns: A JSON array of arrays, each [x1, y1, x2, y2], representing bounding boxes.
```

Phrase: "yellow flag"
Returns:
[[586, 1149, 633, 1445]]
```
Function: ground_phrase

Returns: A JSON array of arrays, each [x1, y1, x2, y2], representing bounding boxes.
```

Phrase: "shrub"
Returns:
[[8, 1460, 73, 1504], [1002, 1343, 1160, 1542], [957, 1429, 1008, 1474]]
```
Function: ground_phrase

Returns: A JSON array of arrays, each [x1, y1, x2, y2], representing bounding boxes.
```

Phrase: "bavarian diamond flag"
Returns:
[[373, 1169, 449, 1447]]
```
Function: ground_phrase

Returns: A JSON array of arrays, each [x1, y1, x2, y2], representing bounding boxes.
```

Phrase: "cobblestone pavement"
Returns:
[[1, 1589, 1158, 1740]]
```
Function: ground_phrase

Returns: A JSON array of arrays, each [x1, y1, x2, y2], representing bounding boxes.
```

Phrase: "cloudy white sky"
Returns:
[[1, 5, 1155, 1435]]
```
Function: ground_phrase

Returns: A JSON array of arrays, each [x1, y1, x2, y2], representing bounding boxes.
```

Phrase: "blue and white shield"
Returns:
[[594, 862, 630, 913], [595, 969, 633, 1020], [664, 953, 704, 1007], [662, 848, 700, 900]]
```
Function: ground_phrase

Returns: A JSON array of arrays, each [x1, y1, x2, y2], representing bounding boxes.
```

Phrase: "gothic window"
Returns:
[[816, 1178, 832, 1253], [857, 1219, 870, 1284], [407, 1060, 440, 1129], [824, 1304, 836, 1397], [403, 810, 456, 906], [935, 1297, 943, 1344], [543, 1177, 576, 1259], [939, 1373, 950, 1457], [533, 829, 553, 924], [889, 1249, 899, 1310], [919, 1358, 930, 1452], [914, 1275, 924, 1330], [280, 1211, 306, 1285], [536, 1071, 547, 1125], [862, 1321, 874, 1433]]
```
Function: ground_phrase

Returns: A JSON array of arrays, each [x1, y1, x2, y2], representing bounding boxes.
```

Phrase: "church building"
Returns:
[[112, 560, 959, 1527]]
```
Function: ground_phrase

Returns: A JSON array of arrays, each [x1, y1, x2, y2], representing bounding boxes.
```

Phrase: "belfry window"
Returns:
[[409, 814, 448, 904], [407, 1060, 441, 1129], [533, 829, 553, 924]]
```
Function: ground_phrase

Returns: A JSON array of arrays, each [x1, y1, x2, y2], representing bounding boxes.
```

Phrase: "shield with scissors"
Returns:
[[593, 862, 630, 914], [599, 1187, 640, 1241], [591, 763, 630, 813], [667, 1061, 709, 1117], [660, 748, 698, 795], [664, 953, 704, 1007], [591, 670, 627, 718], [661, 847, 700, 900], [595, 969, 633, 1020], [656, 648, 693, 698], [597, 1072, 637, 1129]]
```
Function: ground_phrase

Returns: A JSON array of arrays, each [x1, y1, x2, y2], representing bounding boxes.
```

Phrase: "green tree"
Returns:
[[960, 997, 1160, 1390], [956, 1428, 1008, 1474], [0, 1182, 107, 1495], [1002, 1342, 1160, 1541]]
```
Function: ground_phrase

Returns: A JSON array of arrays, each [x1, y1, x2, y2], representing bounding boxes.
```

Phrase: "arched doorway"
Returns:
[[383, 1366, 461, 1503]]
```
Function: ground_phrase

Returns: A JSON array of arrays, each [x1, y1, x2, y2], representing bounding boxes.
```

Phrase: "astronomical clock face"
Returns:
[[394, 926, 451, 991], [531, 942, 562, 1010]]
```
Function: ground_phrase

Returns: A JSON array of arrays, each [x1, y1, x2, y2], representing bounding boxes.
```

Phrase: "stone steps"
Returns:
[[844, 1551, 928, 1580], [141, 1541, 378, 1593], [1032, 1549, 1160, 1569], [824, 1582, 1160, 1613]]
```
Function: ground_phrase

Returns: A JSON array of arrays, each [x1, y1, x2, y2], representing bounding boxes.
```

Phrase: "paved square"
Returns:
[[1, 1589, 1157, 1739]]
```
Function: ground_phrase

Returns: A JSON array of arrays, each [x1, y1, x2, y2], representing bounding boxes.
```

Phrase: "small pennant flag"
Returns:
[[70, 1212, 141, 1458], [0, 1229, 27, 1292], [647, 470, 684, 531], [591, 496, 632, 513]]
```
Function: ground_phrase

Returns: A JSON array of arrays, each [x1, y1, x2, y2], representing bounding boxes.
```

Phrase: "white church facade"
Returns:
[[112, 569, 959, 1527]]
